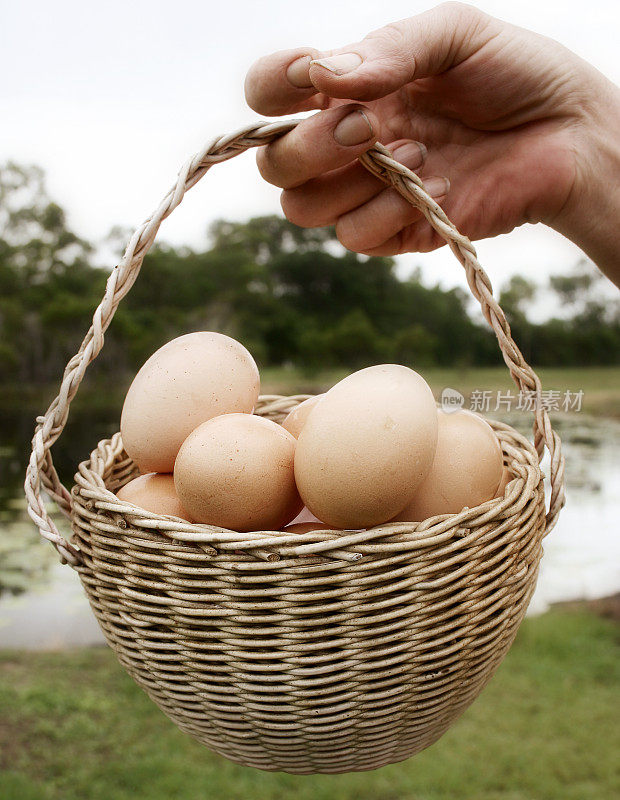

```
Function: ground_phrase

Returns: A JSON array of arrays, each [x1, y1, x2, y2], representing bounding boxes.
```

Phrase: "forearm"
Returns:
[[551, 75, 620, 287]]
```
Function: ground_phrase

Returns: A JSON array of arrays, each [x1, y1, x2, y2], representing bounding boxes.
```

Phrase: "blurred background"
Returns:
[[1, 1, 618, 798]]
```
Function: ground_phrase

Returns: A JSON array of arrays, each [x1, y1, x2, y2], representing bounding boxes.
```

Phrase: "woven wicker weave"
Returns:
[[25, 120, 565, 774]]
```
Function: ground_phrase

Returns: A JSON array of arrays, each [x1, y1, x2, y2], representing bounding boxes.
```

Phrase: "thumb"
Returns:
[[308, 3, 500, 101]]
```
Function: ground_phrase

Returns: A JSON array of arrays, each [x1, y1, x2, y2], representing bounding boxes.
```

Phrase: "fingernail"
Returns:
[[392, 141, 427, 169], [334, 109, 373, 146], [286, 56, 313, 88], [310, 53, 362, 76], [424, 176, 450, 198]]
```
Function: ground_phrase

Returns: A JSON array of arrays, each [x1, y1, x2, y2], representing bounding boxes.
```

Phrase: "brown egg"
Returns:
[[120, 332, 259, 473], [494, 466, 513, 498], [174, 413, 302, 531], [393, 410, 504, 522], [281, 395, 325, 438], [294, 365, 438, 529], [116, 473, 192, 520]]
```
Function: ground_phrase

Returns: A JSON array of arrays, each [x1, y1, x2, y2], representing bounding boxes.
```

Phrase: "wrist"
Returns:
[[549, 73, 620, 286]]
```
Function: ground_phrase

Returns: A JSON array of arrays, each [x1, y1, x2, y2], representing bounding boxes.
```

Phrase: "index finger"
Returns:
[[245, 47, 327, 116]]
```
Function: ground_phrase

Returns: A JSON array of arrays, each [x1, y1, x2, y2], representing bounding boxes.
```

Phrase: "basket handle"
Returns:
[[25, 120, 565, 566]]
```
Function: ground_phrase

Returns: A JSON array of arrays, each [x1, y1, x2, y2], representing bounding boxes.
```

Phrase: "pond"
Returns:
[[1, 401, 619, 649]]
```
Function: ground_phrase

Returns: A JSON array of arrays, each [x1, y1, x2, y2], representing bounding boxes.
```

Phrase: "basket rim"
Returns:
[[70, 400, 545, 564]]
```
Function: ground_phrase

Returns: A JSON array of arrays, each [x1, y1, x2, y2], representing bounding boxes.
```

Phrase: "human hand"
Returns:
[[245, 2, 620, 283]]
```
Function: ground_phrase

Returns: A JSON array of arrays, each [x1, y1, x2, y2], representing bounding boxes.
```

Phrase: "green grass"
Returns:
[[1, 610, 618, 800]]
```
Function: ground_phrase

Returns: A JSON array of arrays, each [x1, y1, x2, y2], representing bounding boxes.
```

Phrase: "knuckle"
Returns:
[[335, 217, 371, 253], [424, 230, 445, 252], [255, 146, 283, 187], [243, 56, 272, 112], [404, 223, 444, 253], [255, 147, 271, 182], [334, 219, 357, 252], [436, 1, 490, 37], [257, 139, 308, 189], [437, 1, 480, 22], [280, 190, 320, 227], [367, 21, 407, 48], [365, 22, 415, 71], [362, 240, 400, 257], [383, 20, 418, 50]]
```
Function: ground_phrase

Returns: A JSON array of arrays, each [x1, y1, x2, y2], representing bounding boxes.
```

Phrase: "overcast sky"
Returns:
[[2, 0, 619, 317]]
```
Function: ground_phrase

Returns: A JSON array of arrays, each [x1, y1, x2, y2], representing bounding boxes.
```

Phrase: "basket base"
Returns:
[[70, 412, 546, 773]]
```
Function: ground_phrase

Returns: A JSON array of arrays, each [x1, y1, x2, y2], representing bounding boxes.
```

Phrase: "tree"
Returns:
[[0, 162, 100, 383], [209, 215, 334, 262], [549, 260, 600, 308], [498, 275, 538, 364], [2, 161, 617, 388], [499, 275, 537, 320]]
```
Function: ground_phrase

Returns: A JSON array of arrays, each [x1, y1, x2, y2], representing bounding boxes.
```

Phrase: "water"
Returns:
[[522, 414, 620, 614], [1, 406, 619, 650]]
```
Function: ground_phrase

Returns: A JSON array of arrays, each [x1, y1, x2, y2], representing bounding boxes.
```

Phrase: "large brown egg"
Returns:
[[393, 410, 504, 522], [174, 413, 302, 531], [281, 394, 325, 438], [120, 332, 259, 473], [116, 473, 192, 520], [294, 365, 438, 529]]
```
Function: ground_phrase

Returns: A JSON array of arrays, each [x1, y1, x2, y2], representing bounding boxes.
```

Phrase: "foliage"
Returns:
[[499, 264, 620, 368], [1, 162, 618, 389]]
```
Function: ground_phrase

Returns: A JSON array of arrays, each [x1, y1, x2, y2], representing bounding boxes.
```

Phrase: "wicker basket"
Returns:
[[25, 120, 565, 775]]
